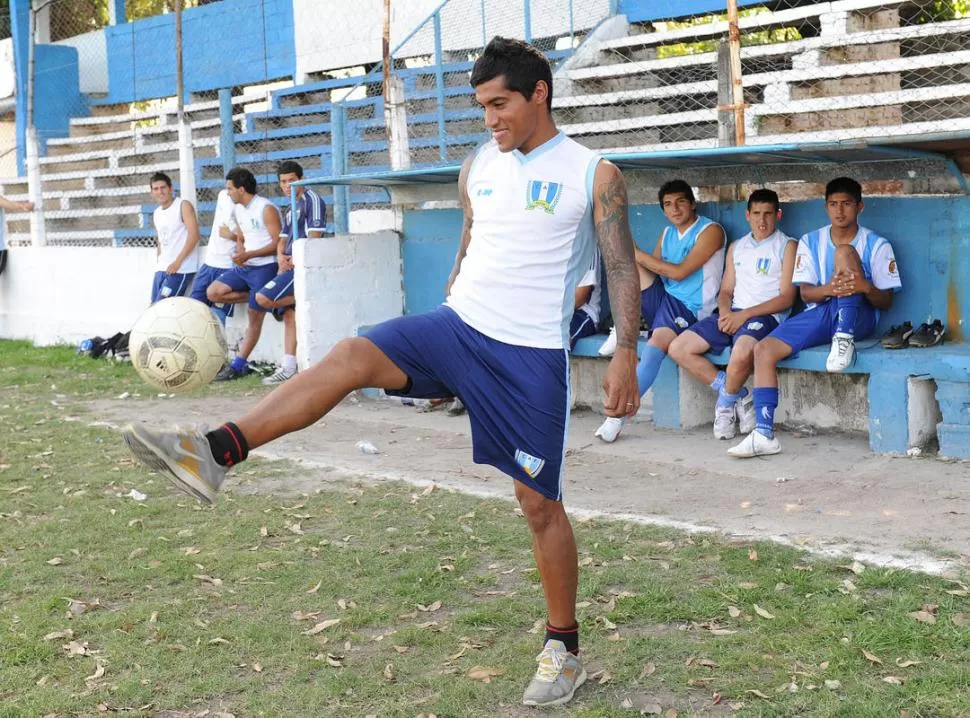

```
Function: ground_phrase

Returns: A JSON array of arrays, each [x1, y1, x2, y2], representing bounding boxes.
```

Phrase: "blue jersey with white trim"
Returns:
[[281, 187, 326, 255], [659, 215, 725, 319]]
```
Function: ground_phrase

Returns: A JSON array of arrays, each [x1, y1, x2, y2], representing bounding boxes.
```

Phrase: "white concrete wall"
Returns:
[[54, 29, 109, 95], [293, 0, 610, 79], [293, 231, 404, 367]]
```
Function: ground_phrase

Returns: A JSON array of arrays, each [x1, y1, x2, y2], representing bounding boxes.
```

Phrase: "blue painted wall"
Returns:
[[402, 196, 970, 340], [618, 0, 767, 23], [103, 0, 295, 104]]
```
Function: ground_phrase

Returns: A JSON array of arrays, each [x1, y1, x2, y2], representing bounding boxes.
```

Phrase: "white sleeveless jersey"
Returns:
[[446, 133, 601, 349], [153, 197, 199, 273], [731, 229, 795, 322], [234, 194, 278, 266], [204, 189, 239, 269]]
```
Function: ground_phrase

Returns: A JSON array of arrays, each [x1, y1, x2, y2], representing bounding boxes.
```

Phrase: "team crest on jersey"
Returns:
[[515, 449, 546, 478], [525, 181, 563, 214], [756, 257, 771, 275], [476, 186, 493, 197], [888, 258, 898, 275]]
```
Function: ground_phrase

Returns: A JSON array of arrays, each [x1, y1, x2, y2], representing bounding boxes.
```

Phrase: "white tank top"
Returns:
[[234, 194, 278, 266], [153, 197, 199, 273], [204, 189, 239, 269], [446, 133, 601, 349], [731, 229, 795, 322]]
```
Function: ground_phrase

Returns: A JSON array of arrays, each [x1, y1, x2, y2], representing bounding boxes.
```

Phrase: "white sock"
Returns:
[[282, 354, 297, 374]]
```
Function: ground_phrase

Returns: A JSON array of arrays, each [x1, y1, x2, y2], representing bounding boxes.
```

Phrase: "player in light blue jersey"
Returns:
[[122, 37, 642, 707], [596, 179, 726, 442], [729, 177, 901, 459]]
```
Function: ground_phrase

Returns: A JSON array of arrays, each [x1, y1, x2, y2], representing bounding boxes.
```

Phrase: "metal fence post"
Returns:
[[433, 11, 447, 162], [331, 103, 349, 234], [218, 88, 236, 175], [523, 0, 532, 44], [480, 0, 487, 48]]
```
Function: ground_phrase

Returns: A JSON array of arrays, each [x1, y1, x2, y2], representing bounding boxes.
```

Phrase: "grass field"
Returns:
[[2, 340, 969, 717]]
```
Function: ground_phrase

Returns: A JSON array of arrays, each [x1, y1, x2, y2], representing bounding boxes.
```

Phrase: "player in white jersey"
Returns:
[[122, 37, 642, 708], [149, 172, 200, 304], [595, 179, 726, 443], [569, 247, 602, 350], [206, 167, 282, 381], [729, 177, 902, 458], [668, 189, 797, 440], [189, 188, 240, 325]]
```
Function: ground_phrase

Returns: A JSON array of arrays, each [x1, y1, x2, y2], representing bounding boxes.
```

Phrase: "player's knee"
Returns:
[[206, 283, 224, 302], [515, 487, 559, 531], [753, 338, 781, 365], [254, 292, 273, 309], [730, 341, 755, 366], [667, 337, 689, 363]]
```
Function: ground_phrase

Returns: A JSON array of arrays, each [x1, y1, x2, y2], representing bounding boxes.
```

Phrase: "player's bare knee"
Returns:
[[753, 338, 779, 366], [254, 293, 273, 310], [206, 284, 225, 302], [516, 489, 559, 532]]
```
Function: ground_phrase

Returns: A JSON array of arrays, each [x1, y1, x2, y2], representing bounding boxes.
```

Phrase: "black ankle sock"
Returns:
[[206, 422, 249, 467], [545, 622, 579, 655]]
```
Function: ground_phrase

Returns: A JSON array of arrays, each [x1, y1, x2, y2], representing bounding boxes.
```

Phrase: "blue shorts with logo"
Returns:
[[216, 263, 279, 311], [256, 269, 295, 314], [568, 309, 597, 350], [151, 271, 194, 304], [189, 264, 235, 317], [769, 298, 878, 356], [641, 280, 697, 334], [365, 306, 570, 501], [689, 312, 779, 354]]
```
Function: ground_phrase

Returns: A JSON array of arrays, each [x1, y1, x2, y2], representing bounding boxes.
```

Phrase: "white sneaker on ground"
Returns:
[[713, 405, 737, 440], [522, 639, 586, 707], [737, 393, 756, 435], [261, 366, 297, 385], [826, 332, 855, 372], [594, 416, 624, 443], [727, 430, 782, 458], [597, 326, 617, 357]]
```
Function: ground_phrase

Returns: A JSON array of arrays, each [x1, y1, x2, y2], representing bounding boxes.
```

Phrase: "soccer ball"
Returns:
[[129, 297, 228, 393]]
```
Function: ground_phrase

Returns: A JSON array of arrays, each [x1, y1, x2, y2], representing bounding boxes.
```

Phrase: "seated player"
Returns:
[[729, 177, 902, 458], [207, 167, 282, 381], [667, 189, 797, 440], [149, 172, 200, 304], [189, 187, 240, 325], [569, 247, 602, 350], [255, 161, 326, 385], [595, 179, 725, 442]]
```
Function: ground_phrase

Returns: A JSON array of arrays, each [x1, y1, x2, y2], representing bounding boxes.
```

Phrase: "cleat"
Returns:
[[594, 416, 624, 443], [214, 364, 253, 382], [826, 332, 855, 372], [262, 367, 297, 386], [909, 319, 945, 348], [123, 423, 226, 505], [737, 393, 756, 435], [881, 321, 913, 349], [713, 405, 737, 440], [522, 640, 586, 707], [727, 430, 781, 458]]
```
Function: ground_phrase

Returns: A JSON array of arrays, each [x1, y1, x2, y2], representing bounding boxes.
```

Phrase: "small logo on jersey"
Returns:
[[888, 258, 898, 276], [756, 258, 771, 275], [515, 449, 546, 478], [251, 218, 260, 229], [747, 321, 764, 331], [476, 187, 493, 197], [674, 316, 689, 329], [525, 181, 563, 214], [795, 254, 805, 270], [265, 281, 276, 289]]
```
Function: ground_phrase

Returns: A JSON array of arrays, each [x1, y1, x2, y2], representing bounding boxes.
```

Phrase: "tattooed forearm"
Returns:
[[594, 167, 641, 351]]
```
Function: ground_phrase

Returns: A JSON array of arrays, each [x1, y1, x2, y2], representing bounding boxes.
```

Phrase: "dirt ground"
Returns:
[[91, 391, 970, 576]]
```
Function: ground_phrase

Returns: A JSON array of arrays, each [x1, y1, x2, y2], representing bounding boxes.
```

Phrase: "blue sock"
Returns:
[[635, 344, 666, 396], [717, 385, 748, 409], [230, 355, 248, 372], [835, 295, 861, 336], [753, 387, 778, 439], [710, 370, 726, 393]]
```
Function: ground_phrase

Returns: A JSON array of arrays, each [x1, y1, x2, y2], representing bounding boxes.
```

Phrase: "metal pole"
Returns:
[[523, 0, 532, 44], [726, 0, 746, 146], [331, 103, 349, 234], [480, 0, 486, 48], [175, 0, 184, 120], [174, 0, 196, 206], [433, 11, 446, 162], [218, 88, 235, 175], [568, 0, 574, 47], [25, 1, 45, 247], [382, 0, 391, 106]]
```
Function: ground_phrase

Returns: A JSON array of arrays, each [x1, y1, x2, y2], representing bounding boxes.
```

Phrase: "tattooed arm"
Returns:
[[592, 160, 642, 418], [445, 153, 476, 297]]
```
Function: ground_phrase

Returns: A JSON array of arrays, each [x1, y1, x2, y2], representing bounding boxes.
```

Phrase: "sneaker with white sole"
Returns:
[[262, 367, 297, 385], [597, 326, 617, 357], [446, 397, 466, 416], [522, 639, 587, 707], [727, 430, 782, 458], [122, 423, 226, 505], [737, 393, 756, 435], [713, 405, 737, 440], [594, 416, 624, 443], [826, 332, 855, 372]]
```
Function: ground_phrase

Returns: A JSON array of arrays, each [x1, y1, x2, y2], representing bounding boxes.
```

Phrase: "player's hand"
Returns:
[[165, 261, 180, 275], [279, 255, 294, 272], [233, 252, 248, 267], [603, 347, 639, 418], [835, 270, 870, 297], [219, 224, 234, 240], [18, 201, 34, 212], [717, 311, 747, 335]]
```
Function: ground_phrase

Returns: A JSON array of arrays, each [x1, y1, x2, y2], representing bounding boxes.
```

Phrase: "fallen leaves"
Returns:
[[43, 629, 74, 641], [383, 663, 395, 681], [727, 606, 741, 618], [307, 580, 322, 594], [46, 557, 64, 566], [466, 666, 503, 683], [908, 604, 937, 624], [303, 619, 341, 635], [753, 604, 775, 620], [951, 613, 970, 628], [416, 600, 442, 613], [861, 648, 884, 665], [193, 574, 223, 587]]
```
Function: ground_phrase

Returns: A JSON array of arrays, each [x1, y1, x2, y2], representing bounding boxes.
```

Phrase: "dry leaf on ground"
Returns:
[[303, 619, 341, 635], [467, 666, 503, 683], [753, 604, 775, 620]]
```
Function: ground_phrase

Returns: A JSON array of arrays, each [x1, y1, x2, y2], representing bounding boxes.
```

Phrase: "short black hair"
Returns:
[[470, 36, 553, 112], [226, 167, 257, 195], [747, 188, 780, 211], [277, 160, 304, 179], [825, 177, 862, 202], [658, 179, 695, 205], [149, 172, 172, 188]]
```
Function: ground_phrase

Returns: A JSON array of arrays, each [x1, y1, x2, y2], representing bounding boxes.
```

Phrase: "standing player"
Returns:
[[149, 172, 200, 304], [122, 37, 641, 707], [255, 160, 326, 385], [729, 177, 901, 458], [667, 189, 797, 439], [595, 179, 725, 442], [206, 167, 282, 381], [189, 187, 240, 325]]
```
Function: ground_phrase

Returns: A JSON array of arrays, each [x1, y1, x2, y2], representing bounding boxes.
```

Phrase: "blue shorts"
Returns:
[[189, 264, 235, 317], [365, 306, 569, 501], [216, 263, 279, 311], [689, 312, 779, 354], [641, 280, 697, 334], [568, 310, 597, 350], [768, 299, 878, 356], [151, 271, 194, 304], [256, 269, 295, 312]]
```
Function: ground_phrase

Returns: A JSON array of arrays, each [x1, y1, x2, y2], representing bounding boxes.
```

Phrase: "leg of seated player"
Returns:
[[207, 280, 249, 305], [668, 327, 739, 440], [725, 336, 791, 457], [668, 329, 717, 386], [724, 335, 757, 435], [827, 244, 866, 372]]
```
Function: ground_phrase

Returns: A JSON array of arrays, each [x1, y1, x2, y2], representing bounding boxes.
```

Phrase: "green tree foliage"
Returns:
[[655, 7, 802, 59], [48, 0, 203, 42]]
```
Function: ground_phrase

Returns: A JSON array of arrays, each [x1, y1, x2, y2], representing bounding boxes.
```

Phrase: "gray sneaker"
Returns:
[[122, 424, 227, 505], [522, 639, 586, 707], [262, 367, 297, 386]]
